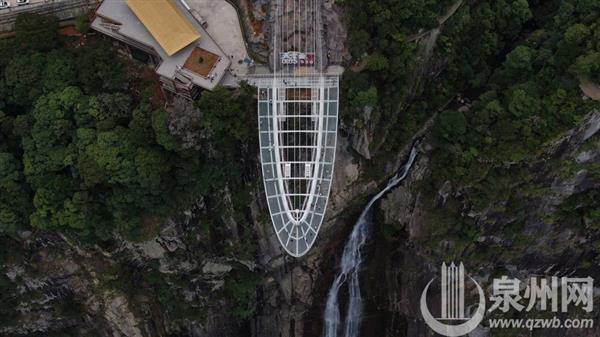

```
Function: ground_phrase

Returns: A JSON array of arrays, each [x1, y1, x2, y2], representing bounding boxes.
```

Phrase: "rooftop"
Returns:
[[92, 0, 230, 91], [126, 0, 201, 56]]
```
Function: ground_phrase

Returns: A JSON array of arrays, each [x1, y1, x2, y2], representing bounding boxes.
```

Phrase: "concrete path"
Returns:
[[184, 0, 251, 84]]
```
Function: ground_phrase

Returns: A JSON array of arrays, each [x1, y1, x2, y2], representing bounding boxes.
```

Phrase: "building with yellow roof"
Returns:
[[125, 0, 200, 56], [91, 0, 231, 99]]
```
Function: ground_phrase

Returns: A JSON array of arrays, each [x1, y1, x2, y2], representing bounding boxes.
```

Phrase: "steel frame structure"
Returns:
[[247, 0, 339, 257]]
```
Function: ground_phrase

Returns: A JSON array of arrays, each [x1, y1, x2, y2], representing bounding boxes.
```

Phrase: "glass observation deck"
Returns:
[[252, 77, 338, 257], [246, 0, 339, 257]]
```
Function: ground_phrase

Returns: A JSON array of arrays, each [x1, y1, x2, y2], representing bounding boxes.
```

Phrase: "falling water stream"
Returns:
[[323, 143, 419, 337]]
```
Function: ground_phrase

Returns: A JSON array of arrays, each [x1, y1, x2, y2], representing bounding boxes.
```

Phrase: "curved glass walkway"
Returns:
[[247, 0, 339, 257], [252, 76, 338, 256]]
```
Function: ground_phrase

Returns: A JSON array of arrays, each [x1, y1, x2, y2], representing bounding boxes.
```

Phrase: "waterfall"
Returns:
[[323, 144, 419, 337]]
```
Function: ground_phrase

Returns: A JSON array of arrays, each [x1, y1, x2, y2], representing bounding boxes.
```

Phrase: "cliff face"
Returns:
[[252, 131, 393, 337], [5, 110, 596, 337], [369, 110, 600, 337], [0, 215, 256, 336], [0, 106, 377, 337]]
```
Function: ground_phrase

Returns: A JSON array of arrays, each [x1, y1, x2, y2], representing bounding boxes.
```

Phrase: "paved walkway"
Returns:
[[184, 0, 251, 85]]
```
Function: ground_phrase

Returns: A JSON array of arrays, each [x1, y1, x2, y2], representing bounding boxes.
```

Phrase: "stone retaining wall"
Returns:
[[0, 0, 100, 32]]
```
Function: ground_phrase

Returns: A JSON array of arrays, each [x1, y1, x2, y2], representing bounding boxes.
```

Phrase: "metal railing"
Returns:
[[245, 75, 339, 88]]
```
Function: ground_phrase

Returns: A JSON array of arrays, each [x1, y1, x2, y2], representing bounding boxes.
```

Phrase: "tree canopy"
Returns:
[[0, 13, 256, 240]]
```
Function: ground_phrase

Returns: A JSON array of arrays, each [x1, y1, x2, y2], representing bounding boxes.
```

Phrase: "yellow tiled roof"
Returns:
[[126, 0, 201, 56]]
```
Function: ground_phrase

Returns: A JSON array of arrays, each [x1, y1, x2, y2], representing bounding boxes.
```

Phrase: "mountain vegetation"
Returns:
[[0, 14, 255, 243]]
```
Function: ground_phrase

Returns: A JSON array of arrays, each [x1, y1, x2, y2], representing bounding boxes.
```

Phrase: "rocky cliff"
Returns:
[[368, 110, 600, 337]]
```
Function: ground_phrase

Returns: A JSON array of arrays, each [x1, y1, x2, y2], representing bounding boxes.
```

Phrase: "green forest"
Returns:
[[1, 0, 597, 246], [341, 2, 599, 183], [342, 0, 599, 154], [0, 14, 256, 242], [0, 0, 596, 260], [340, 0, 600, 252]]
